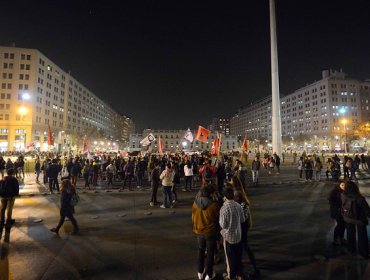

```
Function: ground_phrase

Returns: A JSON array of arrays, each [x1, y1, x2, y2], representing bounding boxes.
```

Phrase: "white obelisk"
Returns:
[[270, 0, 282, 156]]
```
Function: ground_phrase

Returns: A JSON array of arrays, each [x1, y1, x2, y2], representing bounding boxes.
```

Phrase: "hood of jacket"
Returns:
[[194, 196, 212, 210]]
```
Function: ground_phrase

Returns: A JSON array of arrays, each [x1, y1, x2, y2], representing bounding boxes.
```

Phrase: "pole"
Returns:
[[270, 0, 282, 157]]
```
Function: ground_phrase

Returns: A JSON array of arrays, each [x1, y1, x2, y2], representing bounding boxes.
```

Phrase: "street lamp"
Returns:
[[341, 118, 348, 153]]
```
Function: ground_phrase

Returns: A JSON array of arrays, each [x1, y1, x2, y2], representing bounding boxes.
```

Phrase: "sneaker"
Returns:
[[205, 272, 216, 280], [160, 204, 166, 209], [198, 272, 204, 280], [50, 228, 59, 233], [222, 273, 230, 280], [182, 189, 187, 192], [172, 199, 176, 204], [149, 202, 154, 207]]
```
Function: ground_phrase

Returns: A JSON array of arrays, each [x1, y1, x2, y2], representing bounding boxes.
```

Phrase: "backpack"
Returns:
[[205, 166, 212, 179], [341, 194, 362, 225]]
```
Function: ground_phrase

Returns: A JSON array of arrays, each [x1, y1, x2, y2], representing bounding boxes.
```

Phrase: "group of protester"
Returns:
[[296, 153, 370, 182]]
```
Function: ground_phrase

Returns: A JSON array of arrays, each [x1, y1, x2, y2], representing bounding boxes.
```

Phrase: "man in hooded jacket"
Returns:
[[192, 185, 220, 280]]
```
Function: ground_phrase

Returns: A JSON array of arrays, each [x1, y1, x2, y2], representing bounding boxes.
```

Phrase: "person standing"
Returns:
[[313, 157, 323, 182], [328, 181, 346, 245], [215, 162, 226, 195], [0, 169, 20, 225], [304, 156, 314, 181], [50, 179, 79, 234], [47, 159, 61, 194], [160, 163, 175, 208], [192, 185, 220, 280], [219, 187, 245, 280], [251, 156, 260, 185], [0, 156, 5, 179], [341, 181, 370, 258], [297, 156, 304, 179], [183, 160, 194, 192], [150, 162, 160, 207]]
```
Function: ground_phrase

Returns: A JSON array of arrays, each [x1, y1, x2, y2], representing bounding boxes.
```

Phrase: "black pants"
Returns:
[[49, 177, 59, 192], [305, 170, 313, 180], [150, 182, 159, 203], [197, 235, 217, 278], [224, 240, 243, 279], [56, 209, 79, 232], [334, 216, 346, 241], [346, 223, 369, 258]]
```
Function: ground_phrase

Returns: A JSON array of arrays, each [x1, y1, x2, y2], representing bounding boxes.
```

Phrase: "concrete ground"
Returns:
[[1, 166, 370, 280]]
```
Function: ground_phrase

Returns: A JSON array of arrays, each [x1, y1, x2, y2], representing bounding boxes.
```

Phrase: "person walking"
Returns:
[[150, 162, 160, 206], [50, 179, 79, 234], [160, 163, 175, 208], [0, 169, 19, 225], [192, 185, 220, 280], [219, 187, 245, 280], [297, 156, 304, 179], [328, 181, 346, 245], [341, 181, 370, 259], [35, 158, 41, 183], [47, 159, 61, 194], [251, 156, 260, 185], [313, 157, 323, 182]]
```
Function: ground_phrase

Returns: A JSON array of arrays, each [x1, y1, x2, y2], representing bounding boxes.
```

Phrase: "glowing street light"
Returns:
[[18, 106, 28, 115], [22, 93, 31, 100]]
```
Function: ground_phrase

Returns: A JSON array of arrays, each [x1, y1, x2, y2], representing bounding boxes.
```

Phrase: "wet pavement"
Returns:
[[1, 166, 370, 279]]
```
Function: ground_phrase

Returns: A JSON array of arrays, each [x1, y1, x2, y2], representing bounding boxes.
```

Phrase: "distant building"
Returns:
[[210, 118, 230, 135], [230, 69, 370, 151], [0, 46, 132, 152]]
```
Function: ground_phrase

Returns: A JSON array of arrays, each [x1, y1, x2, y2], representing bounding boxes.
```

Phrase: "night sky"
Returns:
[[1, 0, 370, 131]]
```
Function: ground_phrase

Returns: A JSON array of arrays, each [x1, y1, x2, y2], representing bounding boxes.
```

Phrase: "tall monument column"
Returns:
[[270, 0, 282, 156]]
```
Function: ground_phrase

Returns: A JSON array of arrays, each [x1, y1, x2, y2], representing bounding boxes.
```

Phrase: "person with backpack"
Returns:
[[328, 181, 346, 245], [50, 179, 79, 234], [341, 181, 370, 258], [0, 168, 20, 225]]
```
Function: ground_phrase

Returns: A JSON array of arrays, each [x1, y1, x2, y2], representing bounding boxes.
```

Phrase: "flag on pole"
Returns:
[[183, 128, 194, 143], [158, 135, 164, 155], [83, 137, 89, 153], [218, 133, 222, 159], [140, 133, 156, 146], [47, 124, 54, 145], [242, 135, 248, 153], [195, 126, 210, 142], [211, 133, 221, 156]]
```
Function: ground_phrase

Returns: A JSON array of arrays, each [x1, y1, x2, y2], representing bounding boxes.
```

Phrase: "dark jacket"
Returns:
[[0, 176, 20, 198], [328, 187, 343, 219], [151, 167, 160, 186], [47, 163, 60, 178], [341, 193, 370, 225]]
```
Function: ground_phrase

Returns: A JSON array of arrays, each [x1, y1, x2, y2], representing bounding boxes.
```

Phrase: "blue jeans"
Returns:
[[162, 186, 172, 207], [197, 235, 217, 278]]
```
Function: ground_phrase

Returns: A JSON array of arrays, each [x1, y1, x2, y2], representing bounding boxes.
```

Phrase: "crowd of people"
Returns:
[[1, 150, 370, 279]]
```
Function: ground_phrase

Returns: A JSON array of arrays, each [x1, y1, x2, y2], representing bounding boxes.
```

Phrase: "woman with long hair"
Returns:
[[50, 179, 79, 234], [234, 188, 260, 277], [328, 180, 346, 245]]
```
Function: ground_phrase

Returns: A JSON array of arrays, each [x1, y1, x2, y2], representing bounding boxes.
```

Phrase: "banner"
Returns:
[[211, 137, 220, 156], [83, 137, 89, 153], [242, 135, 248, 153], [183, 128, 194, 143], [158, 135, 163, 155], [195, 126, 210, 142], [140, 133, 156, 146], [47, 125, 54, 145]]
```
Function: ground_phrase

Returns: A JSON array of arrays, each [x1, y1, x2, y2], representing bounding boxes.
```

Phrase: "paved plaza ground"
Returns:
[[1, 165, 370, 280]]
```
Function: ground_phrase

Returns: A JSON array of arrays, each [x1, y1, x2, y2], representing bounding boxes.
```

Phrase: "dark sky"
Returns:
[[1, 0, 370, 131]]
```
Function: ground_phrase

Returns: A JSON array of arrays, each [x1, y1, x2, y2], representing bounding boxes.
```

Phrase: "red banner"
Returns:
[[195, 126, 210, 142], [158, 135, 163, 155], [83, 137, 89, 153], [242, 135, 248, 153], [47, 125, 54, 145]]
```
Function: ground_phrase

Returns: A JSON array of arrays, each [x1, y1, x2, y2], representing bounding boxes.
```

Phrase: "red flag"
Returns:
[[242, 135, 248, 153], [158, 135, 163, 155], [211, 133, 220, 156], [83, 137, 89, 153], [47, 125, 54, 145], [195, 126, 210, 142]]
